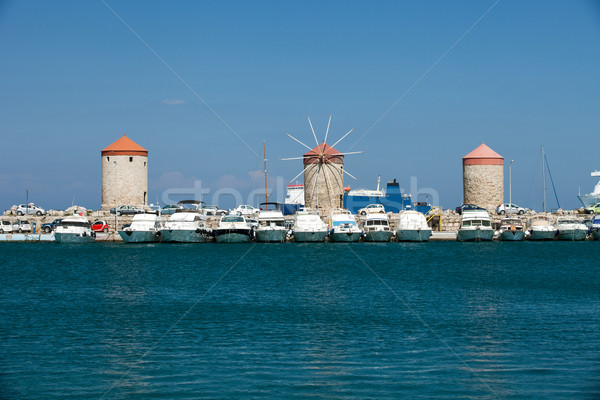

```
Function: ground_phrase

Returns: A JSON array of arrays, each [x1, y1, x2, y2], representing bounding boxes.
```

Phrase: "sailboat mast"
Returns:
[[542, 146, 546, 212], [263, 141, 268, 203]]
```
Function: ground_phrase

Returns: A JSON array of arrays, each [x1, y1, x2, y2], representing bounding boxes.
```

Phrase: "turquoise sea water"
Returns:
[[0, 242, 599, 399]]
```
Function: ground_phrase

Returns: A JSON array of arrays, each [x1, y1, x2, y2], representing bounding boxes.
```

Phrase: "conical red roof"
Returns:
[[463, 142, 503, 165], [303, 143, 344, 164], [101, 134, 148, 156]]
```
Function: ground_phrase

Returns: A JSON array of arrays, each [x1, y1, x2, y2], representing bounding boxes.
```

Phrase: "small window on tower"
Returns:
[[144, 162, 147, 167], [106, 157, 110, 161], [129, 157, 133, 162]]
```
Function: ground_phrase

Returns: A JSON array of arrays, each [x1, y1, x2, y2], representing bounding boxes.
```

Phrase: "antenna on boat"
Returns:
[[263, 141, 268, 203], [376, 175, 381, 192], [542, 146, 546, 212]]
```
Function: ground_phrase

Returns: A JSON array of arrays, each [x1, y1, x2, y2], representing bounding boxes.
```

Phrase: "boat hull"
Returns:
[[591, 229, 600, 240], [578, 194, 600, 208], [293, 230, 327, 242], [160, 229, 211, 243], [457, 228, 494, 242], [329, 231, 362, 242], [119, 230, 160, 243], [500, 230, 525, 241], [214, 229, 251, 243], [528, 229, 556, 241], [54, 232, 95, 244], [556, 229, 587, 241], [396, 229, 432, 242], [364, 230, 393, 242], [255, 229, 287, 243]]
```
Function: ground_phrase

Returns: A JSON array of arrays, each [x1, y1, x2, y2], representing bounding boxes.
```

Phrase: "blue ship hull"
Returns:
[[343, 179, 431, 215]]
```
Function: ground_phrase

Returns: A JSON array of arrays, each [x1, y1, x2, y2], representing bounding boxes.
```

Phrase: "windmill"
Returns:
[[281, 115, 362, 216]]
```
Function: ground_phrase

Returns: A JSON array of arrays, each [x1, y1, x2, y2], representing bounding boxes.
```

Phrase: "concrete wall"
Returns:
[[304, 162, 344, 217], [463, 164, 504, 211], [101, 154, 148, 209]]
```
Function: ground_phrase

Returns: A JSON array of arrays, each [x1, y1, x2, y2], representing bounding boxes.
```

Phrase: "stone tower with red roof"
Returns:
[[462, 142, 504, 211], [101, 134, 148, 210], [303, 142, 344, 217]]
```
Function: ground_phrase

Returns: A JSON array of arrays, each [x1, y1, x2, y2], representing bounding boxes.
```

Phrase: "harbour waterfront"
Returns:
[[1, 242, 599, 399]]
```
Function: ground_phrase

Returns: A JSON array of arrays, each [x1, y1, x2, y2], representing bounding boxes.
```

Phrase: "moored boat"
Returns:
[[363, 212, 393, 242], [457, 209, 494, 242], [119, 212, 162, 243], [160, 201, 211, 243], [526, 214, 556, 241], [591, 215, 600, 240], [255, 203, 288, 243], [498, 217, 525, 241], [213, 215, 252, 243], [54, 215, 95, 243], [394, 209, 432, 242], [328, 209, 362, 242], [577, 170, 600, 208], [293, 208, 328, 242], [554, 217, 588, 241]]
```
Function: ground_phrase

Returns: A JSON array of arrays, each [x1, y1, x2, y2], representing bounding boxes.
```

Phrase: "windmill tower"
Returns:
[[282, 116, 362, 217]]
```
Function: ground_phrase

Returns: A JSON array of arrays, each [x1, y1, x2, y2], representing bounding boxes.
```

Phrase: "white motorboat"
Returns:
[[363, 213, 393, 242], [577, 170, 600, 208], [293, 208, 328, 242], [554, 217, 588, 241], [255, 203, 288, 243], [213, 215, 252, 243], [119, 212, 162, 243], [457, 210, 494, 242], [54, 215, 95, 243], [498, 217, 525, 241], [526, 214, 556, 241], [591, 215, 600, 241], [394, 209, 432, 242], [160, 202, 211, 243], [328, 209, 362, 242]]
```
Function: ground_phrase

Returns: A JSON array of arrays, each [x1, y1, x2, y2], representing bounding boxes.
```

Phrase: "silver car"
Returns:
[[16, 203, 46, 216]]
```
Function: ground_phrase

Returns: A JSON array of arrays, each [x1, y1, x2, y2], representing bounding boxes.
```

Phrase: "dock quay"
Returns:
[[1, 207, 596, 243]]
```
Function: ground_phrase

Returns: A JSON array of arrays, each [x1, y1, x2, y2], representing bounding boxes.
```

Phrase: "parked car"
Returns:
[[358, 204, 386, 216], [12, 220, 32, 233], [160, 204, 183, 215], [200, 205, 228, 216], [496, 203, 525, 215], [0, 220, 13, 233], [16, 203, 46, 216], [41, 219, 63, 233], [585, 202, 600, 214], [455, 204, 486, 215], [91, 220, 109, 233], [230, 204, 259, 216], [109, 205, 145, 216]]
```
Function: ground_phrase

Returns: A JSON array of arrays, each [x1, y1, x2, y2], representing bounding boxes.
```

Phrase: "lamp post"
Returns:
[[509, 160, 514, 207]]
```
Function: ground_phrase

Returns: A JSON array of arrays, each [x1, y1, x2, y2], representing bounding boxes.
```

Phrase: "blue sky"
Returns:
[[1, 1, 599, 210]]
